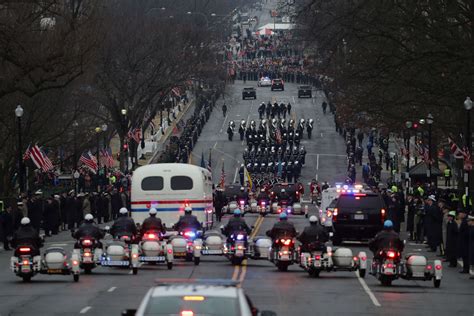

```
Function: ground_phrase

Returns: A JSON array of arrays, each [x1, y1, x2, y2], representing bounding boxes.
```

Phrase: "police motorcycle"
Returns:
[[369, 246, 443, 287], [223, 230, 250, 266], [239, 120, 246, 141], [227, 121, 235, 141], [99, 229, 140, 275], [307, 119, 314, 139], [70, 214, 105, 274], [298, 218, 367, 278], [169, 220, 203, 265], [136, 211, 174, 269], [267, 223, 297, 271], [10, 218, 80, 282], [200, 229, 226, 257]]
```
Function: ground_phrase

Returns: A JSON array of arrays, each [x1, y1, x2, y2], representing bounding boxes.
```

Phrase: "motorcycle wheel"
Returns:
[[231, 257, 244, 266], [73, 274, 79, 282], [185, 253, 193, 262], [22, 275, 31, 282], [194, 257, 201, 266], [433, 279, 441, 288], [359, 269, 366, 278], [132, 267, 138, 275], [167, 262, 173, 270], [380, 277, 392, 286], [277, 263, 288, 272], [309, 269, 320, 278]]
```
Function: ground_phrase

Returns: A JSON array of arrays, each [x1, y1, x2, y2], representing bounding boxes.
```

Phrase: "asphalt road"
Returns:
[[1, 81, 472, 316]]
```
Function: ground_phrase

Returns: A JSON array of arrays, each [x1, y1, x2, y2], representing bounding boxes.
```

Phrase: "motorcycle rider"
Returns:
[[368, 220, 404, 261], [140, 208, 166, 236], [297, 216, 329, 252], [279, 188, 291, 206], [266, 212, 297, 242], [174, 206, 202, 232], [110, 207, 138, 240], [73, 214, 105, 248], [222, 209, 252, 238], [11, 217, 43, 256]]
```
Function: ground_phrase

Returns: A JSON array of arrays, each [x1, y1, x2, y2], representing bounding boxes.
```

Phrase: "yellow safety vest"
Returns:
[[462, 194, 472, 207], [417, 187, 424, 196], [444, 168, 451, 177]]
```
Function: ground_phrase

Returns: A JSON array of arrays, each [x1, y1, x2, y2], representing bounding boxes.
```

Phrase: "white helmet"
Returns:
[[119, 207, 128, 215], [281, 189, 286, 193], [309, 215, 319, 223], [84, 214, 94, 221], [184, 206, 193, 214], [149, 208, 158, 215], [21, 217, 31, 225]]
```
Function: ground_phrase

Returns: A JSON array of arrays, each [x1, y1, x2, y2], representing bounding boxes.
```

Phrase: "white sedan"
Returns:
[[258, 76, 272, 87], [122, 280, 277, 316]]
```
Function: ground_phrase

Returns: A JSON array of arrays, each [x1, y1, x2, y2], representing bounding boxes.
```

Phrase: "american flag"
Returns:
[[171, 87, 181, 96], [448, 137, 466, 159], [127, 128, 142, 143], [100, 148, 115, 168], [463, 146, 472, 171], [219, 160, 225, 189], [24, 144, 54, 172], [275, 128, 282, 144], [80, 151, 98, 174]]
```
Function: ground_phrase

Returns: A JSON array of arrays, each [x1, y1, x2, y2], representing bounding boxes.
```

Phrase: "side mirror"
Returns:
[[121, 309, 137, 316], [260, 311, 277, 316]]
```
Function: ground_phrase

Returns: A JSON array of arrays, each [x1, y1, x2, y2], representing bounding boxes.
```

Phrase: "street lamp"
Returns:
[[72, 120, 79, 193], [101, 124, 108, 149], [405, 121, 412, 173], [121, 109, 129, 173], [426, 113, 434, 184], [15, 105, 24, 193], [464, 96, 472, 212]]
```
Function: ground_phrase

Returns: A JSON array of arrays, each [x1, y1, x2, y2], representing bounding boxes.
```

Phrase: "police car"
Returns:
[[258, 76, 272, 87], [122, 279, 277, 316]]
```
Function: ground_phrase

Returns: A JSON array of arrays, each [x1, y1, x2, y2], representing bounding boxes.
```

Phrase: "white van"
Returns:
[[131, 163, 213, 229]]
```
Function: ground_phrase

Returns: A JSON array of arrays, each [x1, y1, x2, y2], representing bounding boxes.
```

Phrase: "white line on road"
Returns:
[[80, 306, 92, 314], [107, 286, 117, 292], [316, 154, 319, 170], [213, 141, 217, 149], [220, 114, 229, 133], [356, 272, 381, 307], [233, 167, 239, 183]]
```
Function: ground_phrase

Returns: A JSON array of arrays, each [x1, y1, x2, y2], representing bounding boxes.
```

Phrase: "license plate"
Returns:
[[83, 257, 92, 263], [236, 250, 244, 256], [100, 260, 129, 266], [202, 250, 223, 255], [280, 254, 289, 260], [314, 261, 321, 267], [139, 256, 165, 262], [21, 265, 31, 273], [354, 214, 365, 220], [48, 269, 63, 273]]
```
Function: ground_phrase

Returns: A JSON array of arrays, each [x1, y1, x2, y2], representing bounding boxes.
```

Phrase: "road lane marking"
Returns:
[[233, 167, 239, 183], [213, 141, 217, 149], [316, 154, 319, 170], [107, 287, 117, 292], [355, 272, 381, 307], [80, 306, 92, 314], [220, 113, 229, 133]]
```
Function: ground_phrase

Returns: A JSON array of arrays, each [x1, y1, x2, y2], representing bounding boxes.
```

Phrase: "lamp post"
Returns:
[[95, 126, 101, 169], [426, 114, 434, 185], [464, 96, 472, 212], [101, 124, 108, 176], [15, 105, 24, 193], [121, 108, 129, 173], [405, 121, 412, 173], [72, 120, 79, 193]]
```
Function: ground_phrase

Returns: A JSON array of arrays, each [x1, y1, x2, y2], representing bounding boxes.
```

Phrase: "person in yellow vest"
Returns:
[[416, 185, 425, 197], [109, 174, 116, 186], [444, 167, 451, 187], [462, 193, 472, 209]]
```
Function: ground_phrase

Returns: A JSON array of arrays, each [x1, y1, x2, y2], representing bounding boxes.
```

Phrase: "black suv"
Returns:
[[332, 192, 386, 245], [297, 85, 312, 98], [271, 79, 284, 91], [242, 87, 256, 100]]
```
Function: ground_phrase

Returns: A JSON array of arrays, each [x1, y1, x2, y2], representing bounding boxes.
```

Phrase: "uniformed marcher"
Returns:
[[445, 211, 458, 267]]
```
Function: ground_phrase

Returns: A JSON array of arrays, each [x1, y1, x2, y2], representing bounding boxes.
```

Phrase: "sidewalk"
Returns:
[[108, 94, 195, 169]]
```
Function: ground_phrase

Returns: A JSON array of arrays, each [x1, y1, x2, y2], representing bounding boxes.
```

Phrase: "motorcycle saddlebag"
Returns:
[[333, 248, 354, 267], [44, 248, 66, 270], [406, 254, 427, 276]]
